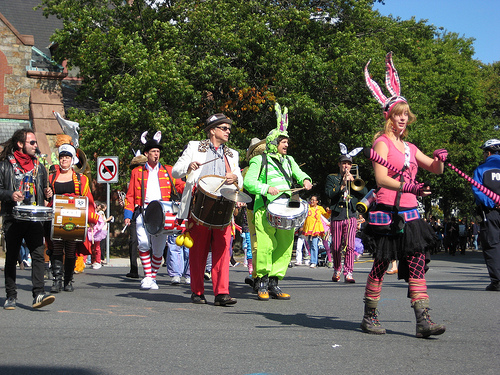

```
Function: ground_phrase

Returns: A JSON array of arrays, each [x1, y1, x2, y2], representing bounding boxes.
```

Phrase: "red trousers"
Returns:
[[189, 219, 231, 296]]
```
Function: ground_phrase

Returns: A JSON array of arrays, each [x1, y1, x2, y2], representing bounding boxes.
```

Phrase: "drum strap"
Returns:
[[163, 166, 181, 202], [270, 155, 293, 188], [141, 168, 146, 216]]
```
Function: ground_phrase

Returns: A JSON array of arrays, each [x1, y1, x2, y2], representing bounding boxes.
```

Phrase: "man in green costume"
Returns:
[[244, 103, 312, 301]]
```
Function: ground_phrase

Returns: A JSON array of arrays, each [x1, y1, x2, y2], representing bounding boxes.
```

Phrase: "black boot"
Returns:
[[252, 277, 260, 293], [257, 275, 269, 301], [63, 257, 76, 292], [50, 256, 64, 293], [360, 299, 386, 334], [412, 299, 446, 338], [268, 276, 290, 300]]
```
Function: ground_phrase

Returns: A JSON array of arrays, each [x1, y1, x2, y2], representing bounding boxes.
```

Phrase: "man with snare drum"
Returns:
[[172, 113, 243, 306], [124, 133, 185, 290], [244, 103, 312, 301], [0, 129, 55, 310]]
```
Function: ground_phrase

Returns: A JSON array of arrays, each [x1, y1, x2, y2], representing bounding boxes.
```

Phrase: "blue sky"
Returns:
[[374, 0, 500, 64]]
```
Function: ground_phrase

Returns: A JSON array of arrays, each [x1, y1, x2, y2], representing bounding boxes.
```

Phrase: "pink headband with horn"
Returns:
[[364, 51, 407, 119]]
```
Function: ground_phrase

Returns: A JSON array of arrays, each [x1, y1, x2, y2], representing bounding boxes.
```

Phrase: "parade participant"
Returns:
[[361, 52, 446, 338], [244, 103, 312, 301], [0, 129, 55, 309], [120, 154, 147, 278], [47, 144, 100, 292], [325, 144, 367, 282], [302, 195, 328, 268], [172, 113, 243, 305], [472, 139, 500, 291], [124, 132, 185, 290]]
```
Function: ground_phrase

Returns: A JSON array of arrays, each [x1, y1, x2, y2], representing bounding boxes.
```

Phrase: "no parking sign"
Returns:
[[97, 156, 119, 184]]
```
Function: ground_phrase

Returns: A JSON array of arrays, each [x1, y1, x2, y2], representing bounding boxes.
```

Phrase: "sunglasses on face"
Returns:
[[216, 126, 231, 132], [27, 140, 37, 145]]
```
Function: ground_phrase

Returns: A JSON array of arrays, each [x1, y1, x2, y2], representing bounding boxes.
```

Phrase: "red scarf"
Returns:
[[13, 150, 34, 172]]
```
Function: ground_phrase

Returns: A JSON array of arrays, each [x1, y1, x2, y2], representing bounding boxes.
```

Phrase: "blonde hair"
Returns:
[[374, 102, 416, 141]]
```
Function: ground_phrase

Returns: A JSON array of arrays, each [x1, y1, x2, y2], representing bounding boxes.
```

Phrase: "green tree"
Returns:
[[39, 0, 497, 216]]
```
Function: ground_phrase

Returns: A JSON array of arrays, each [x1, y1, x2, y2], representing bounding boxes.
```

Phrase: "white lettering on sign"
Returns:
[[492, 173, 500, 181]]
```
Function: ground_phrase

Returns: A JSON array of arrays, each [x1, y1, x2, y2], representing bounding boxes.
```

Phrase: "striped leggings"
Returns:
[[330, 217, 357, 275], [364, 252, 429, 305]]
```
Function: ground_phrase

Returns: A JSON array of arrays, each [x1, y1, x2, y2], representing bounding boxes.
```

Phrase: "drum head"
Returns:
[[144, 201, 163, 235], [198, 175, 236, 199]]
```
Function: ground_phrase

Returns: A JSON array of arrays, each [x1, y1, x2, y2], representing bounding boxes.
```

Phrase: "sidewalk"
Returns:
[[0, 254, 130, 268]]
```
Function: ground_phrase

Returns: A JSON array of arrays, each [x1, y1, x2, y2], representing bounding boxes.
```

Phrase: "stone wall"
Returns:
[[0, 18, 33, 118]]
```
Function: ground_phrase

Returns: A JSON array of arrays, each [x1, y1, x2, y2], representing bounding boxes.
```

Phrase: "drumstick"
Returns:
[[214, 178, 228, 193], [198, 156, 223, 166], [121, 223, 129, 233], [279, 184, 316, 193]]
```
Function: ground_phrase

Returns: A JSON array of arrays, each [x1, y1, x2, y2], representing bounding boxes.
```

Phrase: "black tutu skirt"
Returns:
[[361, 216, 437, 262]]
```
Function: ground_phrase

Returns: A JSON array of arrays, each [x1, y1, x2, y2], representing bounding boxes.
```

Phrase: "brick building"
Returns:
[[0, 0, 76, 157]]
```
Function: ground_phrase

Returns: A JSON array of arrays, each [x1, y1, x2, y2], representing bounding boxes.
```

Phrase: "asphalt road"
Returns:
[[0, 251, 498, 375]]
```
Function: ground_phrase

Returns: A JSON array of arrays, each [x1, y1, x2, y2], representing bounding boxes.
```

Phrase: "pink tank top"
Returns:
[[373, 135, 419, 208]]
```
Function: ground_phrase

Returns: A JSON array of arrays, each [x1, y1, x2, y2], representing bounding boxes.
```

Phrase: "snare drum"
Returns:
[[12, 205, 53, 222], [144, 200, 185, 235], [266, 198, 309, 230], [51, 194, 89, 242], [190, 175, 236, 229]]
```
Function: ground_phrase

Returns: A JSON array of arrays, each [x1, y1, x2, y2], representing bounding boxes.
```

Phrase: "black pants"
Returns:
[[4, 220, 46, 299], [480, 210, 500, 283], [128, 219, 139, 275]]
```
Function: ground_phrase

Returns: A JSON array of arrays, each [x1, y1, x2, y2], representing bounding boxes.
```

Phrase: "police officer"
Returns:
[[472, 139, 500, 291]]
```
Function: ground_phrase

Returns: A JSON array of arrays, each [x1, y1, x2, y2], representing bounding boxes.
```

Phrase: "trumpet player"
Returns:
[[325, 152, 367, 283]]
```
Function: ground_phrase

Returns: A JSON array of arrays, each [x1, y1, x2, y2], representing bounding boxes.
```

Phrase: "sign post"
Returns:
[[97, 156, 119, 265]]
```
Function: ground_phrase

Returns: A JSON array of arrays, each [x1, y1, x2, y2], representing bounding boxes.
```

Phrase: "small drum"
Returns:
[[266, 197, 309, 230], [12, 205, 53, 222], [51, 194, 89, 242], [144, 200, 185, 235], [191, 175, 236, 229]]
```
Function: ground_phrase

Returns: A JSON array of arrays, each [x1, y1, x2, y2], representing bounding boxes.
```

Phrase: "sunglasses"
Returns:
[[216, 126, 231, 132], [27, 140, 37, 145]]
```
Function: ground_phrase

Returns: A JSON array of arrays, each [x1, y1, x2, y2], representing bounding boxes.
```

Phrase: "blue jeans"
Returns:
[[165, 235, 190, 277], [308, 236, 320, 265]]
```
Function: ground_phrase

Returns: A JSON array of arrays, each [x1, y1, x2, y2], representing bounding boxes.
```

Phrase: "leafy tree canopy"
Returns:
[[39, 0, 498, 216]]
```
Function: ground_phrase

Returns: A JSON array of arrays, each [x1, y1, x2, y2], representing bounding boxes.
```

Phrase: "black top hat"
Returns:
[[143, 139, 162, 153]]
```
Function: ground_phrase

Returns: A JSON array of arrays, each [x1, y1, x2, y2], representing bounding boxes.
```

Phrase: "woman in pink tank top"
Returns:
[[360, 52, 448, 339]]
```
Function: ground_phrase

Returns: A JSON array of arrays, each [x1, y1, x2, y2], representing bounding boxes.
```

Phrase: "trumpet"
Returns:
[[350, 164, 365, 192]]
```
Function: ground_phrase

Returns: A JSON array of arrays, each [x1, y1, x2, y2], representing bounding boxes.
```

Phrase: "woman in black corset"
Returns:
[[47, 144, 99, 292]]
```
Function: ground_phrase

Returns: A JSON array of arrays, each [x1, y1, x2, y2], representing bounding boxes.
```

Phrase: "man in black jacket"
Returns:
[[0, 129, 55, 310]]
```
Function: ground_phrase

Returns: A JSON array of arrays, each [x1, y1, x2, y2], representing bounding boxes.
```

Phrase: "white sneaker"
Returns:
[[309, 263, 317, 268], [149, 279, 159, 290], [171, 276, 181, 285], [92, 263, 102, 270], [140, 276, 155, 290], [295, 260, 302, 265], [184, 277, 191, 285], [304, 259, 310, 266]]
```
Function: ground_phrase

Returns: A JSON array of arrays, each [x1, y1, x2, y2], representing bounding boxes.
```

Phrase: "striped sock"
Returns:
[[151, 255, 163, 279], [139, 251, 152, 278], [364, 275, 383, 303], [408, 278, 429, 303]]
